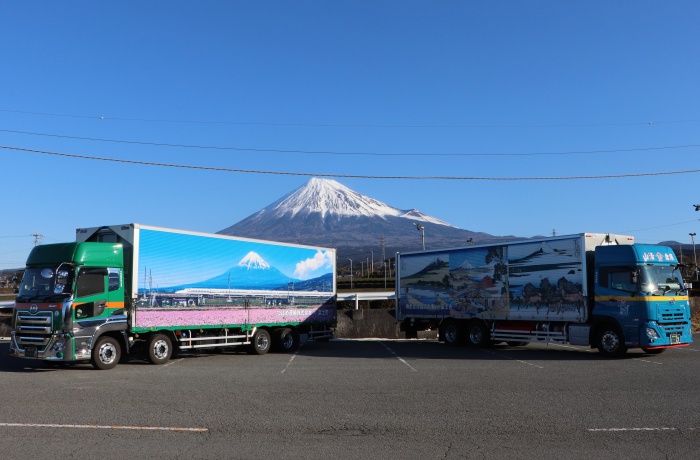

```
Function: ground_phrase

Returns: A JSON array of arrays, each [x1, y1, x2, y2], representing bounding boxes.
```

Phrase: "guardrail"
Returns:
[[337, 291, 395, 310]]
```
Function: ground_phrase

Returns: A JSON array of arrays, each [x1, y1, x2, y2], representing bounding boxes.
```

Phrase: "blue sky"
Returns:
[[137, 228, 334, 287], [2, 2, 700, 269]]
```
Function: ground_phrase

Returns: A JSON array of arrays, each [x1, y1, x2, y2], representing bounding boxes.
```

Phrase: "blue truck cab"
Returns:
[[593, 244, 693, 354]]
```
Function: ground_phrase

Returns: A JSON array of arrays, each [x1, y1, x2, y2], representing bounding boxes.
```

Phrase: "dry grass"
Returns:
[[693, 310, 700, 332]]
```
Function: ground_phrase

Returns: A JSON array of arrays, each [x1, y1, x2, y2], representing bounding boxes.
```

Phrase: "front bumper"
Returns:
[[9, 332, 89, 361], [640, 321, 693, 348]]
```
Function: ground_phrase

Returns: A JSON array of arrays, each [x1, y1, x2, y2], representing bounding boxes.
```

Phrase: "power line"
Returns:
[[31, 232, 43, 246], [0, 248, 32, 256], [3, 144, 700, 181], [1, 128, 699, 157], [1, 108, 699, 129], [620, 220, 700, 235]]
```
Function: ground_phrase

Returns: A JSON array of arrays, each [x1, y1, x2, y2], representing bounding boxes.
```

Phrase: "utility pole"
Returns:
[[690, 233, 698, 281], [32, 232, 43, 246], [380, 236, 386, 268], [415, 223, 425, 250], [384, 260, 388, 289]]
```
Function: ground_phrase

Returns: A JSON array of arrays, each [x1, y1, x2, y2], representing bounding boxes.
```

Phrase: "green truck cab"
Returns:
[[11, 242, 128, 368]]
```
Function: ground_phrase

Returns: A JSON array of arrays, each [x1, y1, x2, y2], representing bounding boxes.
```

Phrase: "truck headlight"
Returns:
[[646, 328, 660, 339], [51, 340, 66, 352]]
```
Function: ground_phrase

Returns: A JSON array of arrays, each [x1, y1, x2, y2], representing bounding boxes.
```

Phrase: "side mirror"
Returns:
[[631, 271, 638, 285]]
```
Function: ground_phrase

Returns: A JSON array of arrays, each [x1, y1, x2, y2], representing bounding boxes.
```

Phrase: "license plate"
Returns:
[[24, 347, 37, 358], [670, 333, 680, 345]]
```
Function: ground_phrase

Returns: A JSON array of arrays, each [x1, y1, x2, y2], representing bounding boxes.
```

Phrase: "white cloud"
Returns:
[[294, 250, 333, 279]]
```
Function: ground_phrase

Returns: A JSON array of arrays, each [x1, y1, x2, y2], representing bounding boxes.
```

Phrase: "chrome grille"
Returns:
[[15, 311, 53, 348]]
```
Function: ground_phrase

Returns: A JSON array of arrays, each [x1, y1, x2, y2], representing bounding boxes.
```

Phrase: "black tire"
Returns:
[[642, 348, 666, 355], [91, 336, 121, 370], [147, 333, 173, 364], [441, 320, 463, 346], [249, 329, 271, 355], [466, 320, 491, 348], [596, 325, 627, 357], [506, 341, 528, 347], [405, 324, 419, 339], [274, 327, 300, 353]]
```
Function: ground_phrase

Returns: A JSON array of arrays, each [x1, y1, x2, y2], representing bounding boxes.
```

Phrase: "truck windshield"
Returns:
[[16, 266, 74, 302], [639, 265, 684, 295]]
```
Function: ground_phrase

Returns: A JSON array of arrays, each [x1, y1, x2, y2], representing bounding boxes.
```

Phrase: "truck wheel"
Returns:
[[274, 328, 299, 352], [249, 329, 271, 355], [466, 320, 490, 348], [148, 334, 172, 364], [441, 320, 463, 346], [596, 325, 627, 357], [91, 336, 121, 370], [406, 324, 418, 339]]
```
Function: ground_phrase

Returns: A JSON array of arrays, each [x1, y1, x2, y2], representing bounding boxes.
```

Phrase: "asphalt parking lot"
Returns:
[[1, 336, 699, 460]]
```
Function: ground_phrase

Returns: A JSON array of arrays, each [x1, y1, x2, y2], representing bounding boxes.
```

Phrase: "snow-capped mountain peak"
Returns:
[[399, 209, 455, 227], [271, 178, 399, 219], [218, 178, 498, 253], [259, 178, 455, 226], [237, 251, 271, 270]]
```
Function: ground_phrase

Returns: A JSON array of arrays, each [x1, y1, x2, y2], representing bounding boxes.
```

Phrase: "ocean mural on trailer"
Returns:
[[132, 228, 335, 330], [398, 236, 585, 322]]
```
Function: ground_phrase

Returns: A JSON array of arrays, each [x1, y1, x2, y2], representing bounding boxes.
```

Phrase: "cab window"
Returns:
[[599, 266, 636, 293], [108, 268, 120, 292], [76, 268, 106, 298], [610, 271, 636, 292]]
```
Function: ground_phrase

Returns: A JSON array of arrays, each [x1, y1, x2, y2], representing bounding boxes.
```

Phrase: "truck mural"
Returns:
[[11, 224, 336, 370], [400, 238, 584, 321], [397, 233, 693, 356], [131, 227, 334, 329]]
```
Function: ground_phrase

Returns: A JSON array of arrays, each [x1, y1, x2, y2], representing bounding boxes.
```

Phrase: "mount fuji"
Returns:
[[164, 251, 294, 291], [218, 178, 514, 258]]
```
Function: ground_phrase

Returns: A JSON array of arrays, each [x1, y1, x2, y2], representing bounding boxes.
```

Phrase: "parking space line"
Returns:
[[587, 427, 698, 432], [0, 422, 208, 432], [281, 351, 299, 374], [550, 343, 595, 352], [481, 349, 544, 369], [376, 340, 417, 372], [145, 358, 184, 372], [163, 358, 183, 367]]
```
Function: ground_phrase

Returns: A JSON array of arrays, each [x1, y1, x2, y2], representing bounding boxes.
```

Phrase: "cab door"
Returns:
[[595, 265, 642, 345], [74, 267, 109, 321]]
